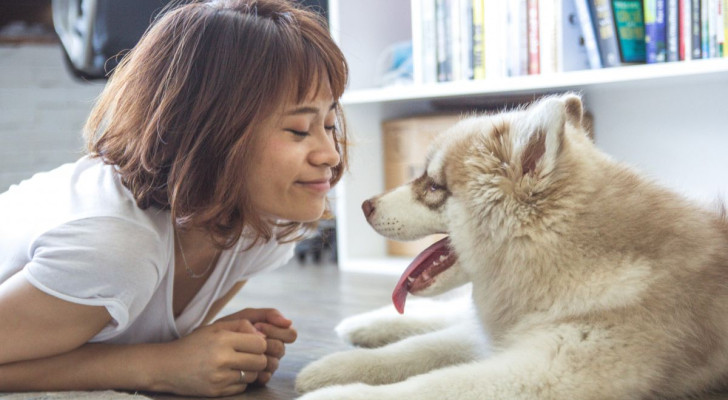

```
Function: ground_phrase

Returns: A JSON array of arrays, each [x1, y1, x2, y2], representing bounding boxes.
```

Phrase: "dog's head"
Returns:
[[363, 93, 592, 313]]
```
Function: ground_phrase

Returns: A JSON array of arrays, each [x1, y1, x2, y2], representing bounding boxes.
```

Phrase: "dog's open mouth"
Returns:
[[392, 237, 457, 314]]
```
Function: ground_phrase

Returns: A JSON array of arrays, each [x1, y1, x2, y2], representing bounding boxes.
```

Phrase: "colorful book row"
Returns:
[[411, 0, 728, 84]]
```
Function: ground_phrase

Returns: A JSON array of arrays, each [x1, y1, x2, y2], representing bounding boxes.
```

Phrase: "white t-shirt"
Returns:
[[0, 156, 295, 344]]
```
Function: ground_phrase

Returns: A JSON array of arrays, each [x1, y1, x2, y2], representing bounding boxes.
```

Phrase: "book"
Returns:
[[708, 0, 717, 57], [422, 0, 439, 83], [724, 0, 728, 56], [721, 0, 727, 56], [574, 0, 604, 67], [484, 0, 507, 78], [448, 0, 463, 81], [539, 0, 557, 73], [612, 0, 647, 62], [527, 0, 541, 74], [645, 0, 668, 63], [679, 0, 693, 60], [701, 0, 709, 57], [436, 0, 451, 81], [506, 0, 529, 76], [589, 0, 622, 66], [459, 0, 474, 80], [692, 0, 703, 58], [472, 0, 486, 79], [666, 0, 680, 60], [560, 0, 594, 70]]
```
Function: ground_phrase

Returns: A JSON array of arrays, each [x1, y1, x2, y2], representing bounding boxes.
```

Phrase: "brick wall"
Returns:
[[0, 44, 105, 191]]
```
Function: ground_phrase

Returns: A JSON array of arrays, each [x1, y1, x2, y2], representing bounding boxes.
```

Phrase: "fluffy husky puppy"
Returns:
[[295, 93, 728, 400]]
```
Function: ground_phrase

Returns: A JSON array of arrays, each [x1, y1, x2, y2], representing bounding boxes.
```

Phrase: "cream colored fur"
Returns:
[[295, 93, 728, 400]]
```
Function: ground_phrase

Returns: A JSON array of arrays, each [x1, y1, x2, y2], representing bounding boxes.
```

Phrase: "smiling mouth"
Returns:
[[296, 180, 331, 193]]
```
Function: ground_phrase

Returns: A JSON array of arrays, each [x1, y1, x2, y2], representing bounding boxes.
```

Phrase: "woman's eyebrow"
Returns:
[[284, 101, 338, 116]]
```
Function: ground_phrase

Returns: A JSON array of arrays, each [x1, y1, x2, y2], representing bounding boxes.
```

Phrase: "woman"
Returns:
[[0, 0, 348, 396]]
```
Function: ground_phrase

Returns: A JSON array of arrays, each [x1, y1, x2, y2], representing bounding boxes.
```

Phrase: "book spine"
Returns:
[[723, 0, 728, 56], [708, 0, 717, 57], [436, 0, 451, 81], [589, 0, 622, 66], [666, 0, 680, 60], [472, 0, 486, 79], [527, 0, 541, 74], [448, 0, 463, 81], [484, 0, 506, 78], [460, 0, 474, 79], [575, 0, 604, 67], [702, 0, 710, 57], [539, 0, 557, 74], [506, 0, 525, 76], [560, 0, 592, 71], [422, 0, 439, 83], [692, 0, 703, 57], [645, 0, 667, 62], [612, 0, 647, 63], [518, 0, 530, 74], [679, 0, 692, 60], [720, 0, 726, 56]]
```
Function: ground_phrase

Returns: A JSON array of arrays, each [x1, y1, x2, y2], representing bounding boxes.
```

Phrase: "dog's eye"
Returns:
[[429, 182, 445, 192]]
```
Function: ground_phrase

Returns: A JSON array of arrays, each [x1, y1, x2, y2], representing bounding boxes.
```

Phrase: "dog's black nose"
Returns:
[[362, 200, 375, 218]]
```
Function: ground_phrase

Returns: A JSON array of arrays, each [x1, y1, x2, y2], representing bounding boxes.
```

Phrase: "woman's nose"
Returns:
[[311, 131, 341, 167]]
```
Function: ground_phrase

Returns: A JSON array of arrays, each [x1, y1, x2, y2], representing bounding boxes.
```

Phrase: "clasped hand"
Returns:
[[164, 308, 296, 397]]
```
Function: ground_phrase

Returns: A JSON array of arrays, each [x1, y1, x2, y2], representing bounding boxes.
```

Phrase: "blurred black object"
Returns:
[[52, 0, 329, 81], [294, 219, 337, 265]]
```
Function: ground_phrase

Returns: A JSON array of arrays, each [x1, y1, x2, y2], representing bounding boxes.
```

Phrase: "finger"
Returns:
[[255, 322, 297, 343], [217, 384, 248, 397], [226, 352, 268, 372], [256, 371, 272, 386], [214, 318, 260, 335], [264, 354, 280, 373], [264, 338, 285, 359], [227, 332, 267, 354], [240, 308, 293, 327], [229, 369, 258, 385]]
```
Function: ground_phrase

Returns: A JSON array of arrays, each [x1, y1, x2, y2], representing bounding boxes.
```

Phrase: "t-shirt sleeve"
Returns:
[[23, 217, 164, 341]]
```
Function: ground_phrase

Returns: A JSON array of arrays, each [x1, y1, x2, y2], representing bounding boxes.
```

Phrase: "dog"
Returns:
[[295, 93, 728, 400]]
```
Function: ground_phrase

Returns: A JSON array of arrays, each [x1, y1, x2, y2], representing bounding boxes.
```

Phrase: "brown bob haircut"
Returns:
[[84, 0, 348, 248]]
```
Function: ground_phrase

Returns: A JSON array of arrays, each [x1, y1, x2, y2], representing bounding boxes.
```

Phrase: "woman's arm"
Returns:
[[0, 320, 268, 397], [0, 271, 111, 365], [0, 272, 268, 397]]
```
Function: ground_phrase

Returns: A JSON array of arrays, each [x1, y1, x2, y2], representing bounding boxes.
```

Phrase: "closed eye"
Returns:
[[287, 129, 309, 137]]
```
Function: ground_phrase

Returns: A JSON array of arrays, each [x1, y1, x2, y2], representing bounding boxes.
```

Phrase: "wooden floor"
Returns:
[[152, 259, 398, 400]]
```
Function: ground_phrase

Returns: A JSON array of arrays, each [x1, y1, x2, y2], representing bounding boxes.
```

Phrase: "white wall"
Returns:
[[585, 72, 728, 204]]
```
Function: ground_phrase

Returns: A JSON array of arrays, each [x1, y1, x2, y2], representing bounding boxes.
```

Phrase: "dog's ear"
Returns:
[[516, 95, 577, 176]]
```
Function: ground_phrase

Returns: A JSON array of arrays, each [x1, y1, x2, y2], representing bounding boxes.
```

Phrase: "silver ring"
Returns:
[[239, 370, 246, 383]]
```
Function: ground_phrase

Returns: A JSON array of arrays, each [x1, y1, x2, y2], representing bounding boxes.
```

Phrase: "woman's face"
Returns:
[[245, 81, 340, 222]]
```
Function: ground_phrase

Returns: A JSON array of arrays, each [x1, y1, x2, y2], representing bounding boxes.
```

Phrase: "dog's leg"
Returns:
[[336, 294, 473, 348], [295, 317, 488, 394], [297, 324, 658, 400]]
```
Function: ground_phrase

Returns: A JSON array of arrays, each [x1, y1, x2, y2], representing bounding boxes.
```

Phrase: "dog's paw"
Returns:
[[336, 300, 459, 348], [295, 353, 355, 393], [297, 383, 375, 400], [335, 310, 410, 348], [296, 349, 397, 393]]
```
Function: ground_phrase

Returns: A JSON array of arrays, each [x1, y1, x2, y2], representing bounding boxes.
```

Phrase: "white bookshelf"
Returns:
[[328, 0, 728, 274]]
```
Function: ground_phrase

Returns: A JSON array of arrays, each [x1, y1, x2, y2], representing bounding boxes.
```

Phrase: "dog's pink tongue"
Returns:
[[392, 237, 453, 314]]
